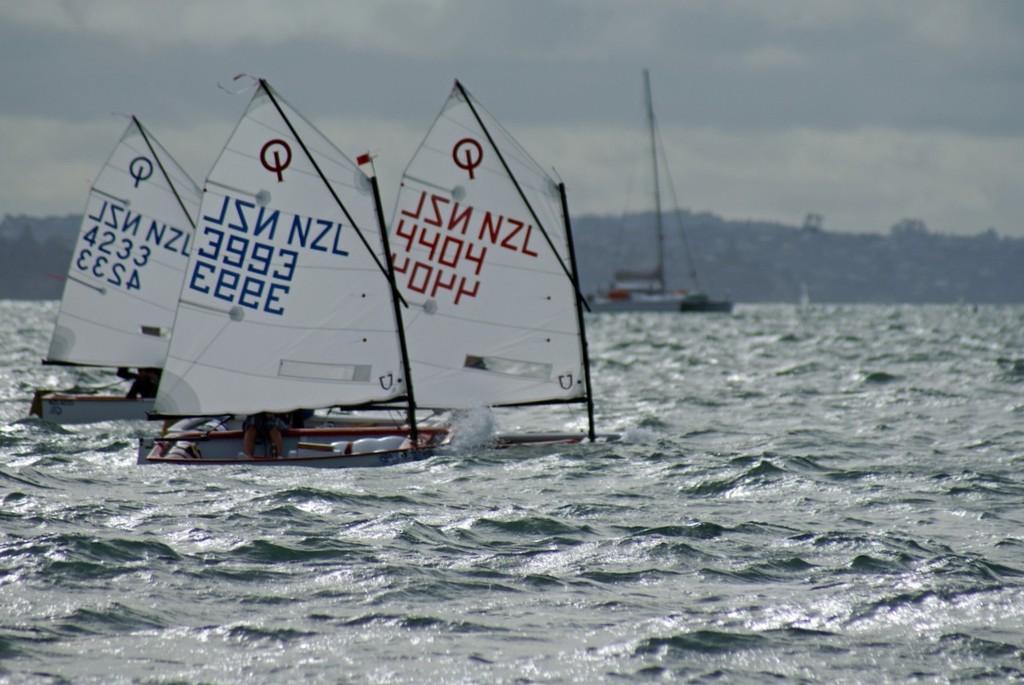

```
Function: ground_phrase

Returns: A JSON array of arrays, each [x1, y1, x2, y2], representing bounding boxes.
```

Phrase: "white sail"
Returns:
[[46, 117, 200, 368], [155, 80, 406, 416], [389, 81, 586, 409]]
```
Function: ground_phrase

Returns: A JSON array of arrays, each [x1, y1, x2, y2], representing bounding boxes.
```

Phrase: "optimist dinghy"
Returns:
[[31, 117, 199, 423], [388, 80, 610, 445], [138, 78, 440, 467]]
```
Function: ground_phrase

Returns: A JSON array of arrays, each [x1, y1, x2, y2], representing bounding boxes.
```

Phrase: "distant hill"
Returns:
[[2, 211, 1022, 303], [575, 212, 1024, 304], [0, 214, 77, 300]]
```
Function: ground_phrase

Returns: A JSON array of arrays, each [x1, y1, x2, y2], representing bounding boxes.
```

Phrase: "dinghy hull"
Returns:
[[30, 390, 155, 424], [137, 425, 449, 469]]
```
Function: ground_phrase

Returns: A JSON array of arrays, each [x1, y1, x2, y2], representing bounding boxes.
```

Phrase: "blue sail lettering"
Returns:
[[106, 203, 123, 230], [238, 275, 264, 309], [213, 268, 240, 302], [165, 226, 183, 253], [310, 220, 337, 253], [146, 220, 165, 246], [264, 283, 289, 315], [88, 199, 107, 224], [121, 211, 142, 236], [189, 260, 215, 294], [229, 198, 254, 233], [253, 207, 279, 240], [331, 224, 348, 256], [203, 195, 229, 226], [288, 215, 311, 247]]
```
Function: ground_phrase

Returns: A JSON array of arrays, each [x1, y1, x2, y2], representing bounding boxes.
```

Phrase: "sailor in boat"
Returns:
[[242, 412, 288, 458], [116, 367, 161, 399]]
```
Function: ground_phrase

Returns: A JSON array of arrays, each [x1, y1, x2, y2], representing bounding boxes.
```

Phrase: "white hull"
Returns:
[[136, 414, 613, 468], [30, 391, 154, 424], [589, 293, 733, 313], [137, 423, 450, 469]]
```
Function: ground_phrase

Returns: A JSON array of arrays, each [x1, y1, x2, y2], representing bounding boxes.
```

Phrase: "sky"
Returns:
[[1, 0, 1022, 236]]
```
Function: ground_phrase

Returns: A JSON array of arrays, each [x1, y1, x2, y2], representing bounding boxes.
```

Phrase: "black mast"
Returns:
[[259, 80, 406, 306], [133, 116, 198, 230], [559, 183, 596, 441], [260, 79, 417, 435], [369, 173, 419, 443]]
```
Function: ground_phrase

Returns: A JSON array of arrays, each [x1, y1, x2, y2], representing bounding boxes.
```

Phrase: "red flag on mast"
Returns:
[[356, 152, 372, 166]]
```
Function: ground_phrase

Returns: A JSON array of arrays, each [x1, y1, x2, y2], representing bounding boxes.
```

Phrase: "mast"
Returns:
[[559, 182, 596, 441], [644, 69, 665, 292], [370, 173, 419, 443]]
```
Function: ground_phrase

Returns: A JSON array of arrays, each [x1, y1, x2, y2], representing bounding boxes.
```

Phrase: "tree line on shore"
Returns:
[[3, 212, 1021, 304]]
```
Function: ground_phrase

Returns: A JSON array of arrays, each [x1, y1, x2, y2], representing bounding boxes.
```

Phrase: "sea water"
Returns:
[[2, 300, 1024, 683]]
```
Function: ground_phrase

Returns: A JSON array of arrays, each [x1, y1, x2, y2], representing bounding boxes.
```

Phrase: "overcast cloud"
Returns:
[[1, 0, 1022, 236]]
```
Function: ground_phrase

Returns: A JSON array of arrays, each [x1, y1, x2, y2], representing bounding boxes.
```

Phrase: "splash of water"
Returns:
[[447, 406, 498, 448]]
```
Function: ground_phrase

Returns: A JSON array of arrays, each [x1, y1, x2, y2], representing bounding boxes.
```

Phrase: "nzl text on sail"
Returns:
[[186, 194, 350, 316]]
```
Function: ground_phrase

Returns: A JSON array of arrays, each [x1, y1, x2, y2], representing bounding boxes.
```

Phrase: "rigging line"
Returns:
[[652, 108, 702, 291], [133, 116, 198, 230], [258, 79, 406, 307], [454, 81, 590, 307]]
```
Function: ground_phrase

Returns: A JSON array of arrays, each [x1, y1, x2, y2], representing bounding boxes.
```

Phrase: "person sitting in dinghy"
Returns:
[[242, 412, 287, 458], [116, 367, 161, 399]]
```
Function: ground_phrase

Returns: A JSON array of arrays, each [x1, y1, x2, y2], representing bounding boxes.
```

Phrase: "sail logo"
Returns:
[[129, 156, 153, 188], [452, 138, 483, 179], [260, 139, 292, 182], [72, 197, 192, 294], [392, 189, 538, 306]]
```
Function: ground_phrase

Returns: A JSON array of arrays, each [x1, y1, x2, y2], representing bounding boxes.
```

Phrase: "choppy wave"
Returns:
[[3, 303, 1024, 682]]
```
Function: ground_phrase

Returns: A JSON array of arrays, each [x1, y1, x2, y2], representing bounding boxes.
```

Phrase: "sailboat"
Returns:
[[589, 70, 732, 313], [30, 117, 200, 423], [388, 80, 600, 443], [138, 78, 446, 467]]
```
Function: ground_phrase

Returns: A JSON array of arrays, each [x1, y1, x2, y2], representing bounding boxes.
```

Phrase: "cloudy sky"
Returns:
[[2, 0, 1022, 236]]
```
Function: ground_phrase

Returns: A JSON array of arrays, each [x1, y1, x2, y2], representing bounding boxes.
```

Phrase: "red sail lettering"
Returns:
[[464, 242, 486, 275], [431, 269, 458, 298], [394, 218, 417, 252], [521, 224, 538, 257], [501, 219, 524, 252], [400, 190, 427, 219], [426, 194, 448, 227], [407, 261, 433, 294], [454, 277, 480, 305], [448, 203, 472, 235], [391, 252, 410, 275], [418, 228, 440, 259], [438, 236, 464, 268], [478, 212, 502, 244]]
